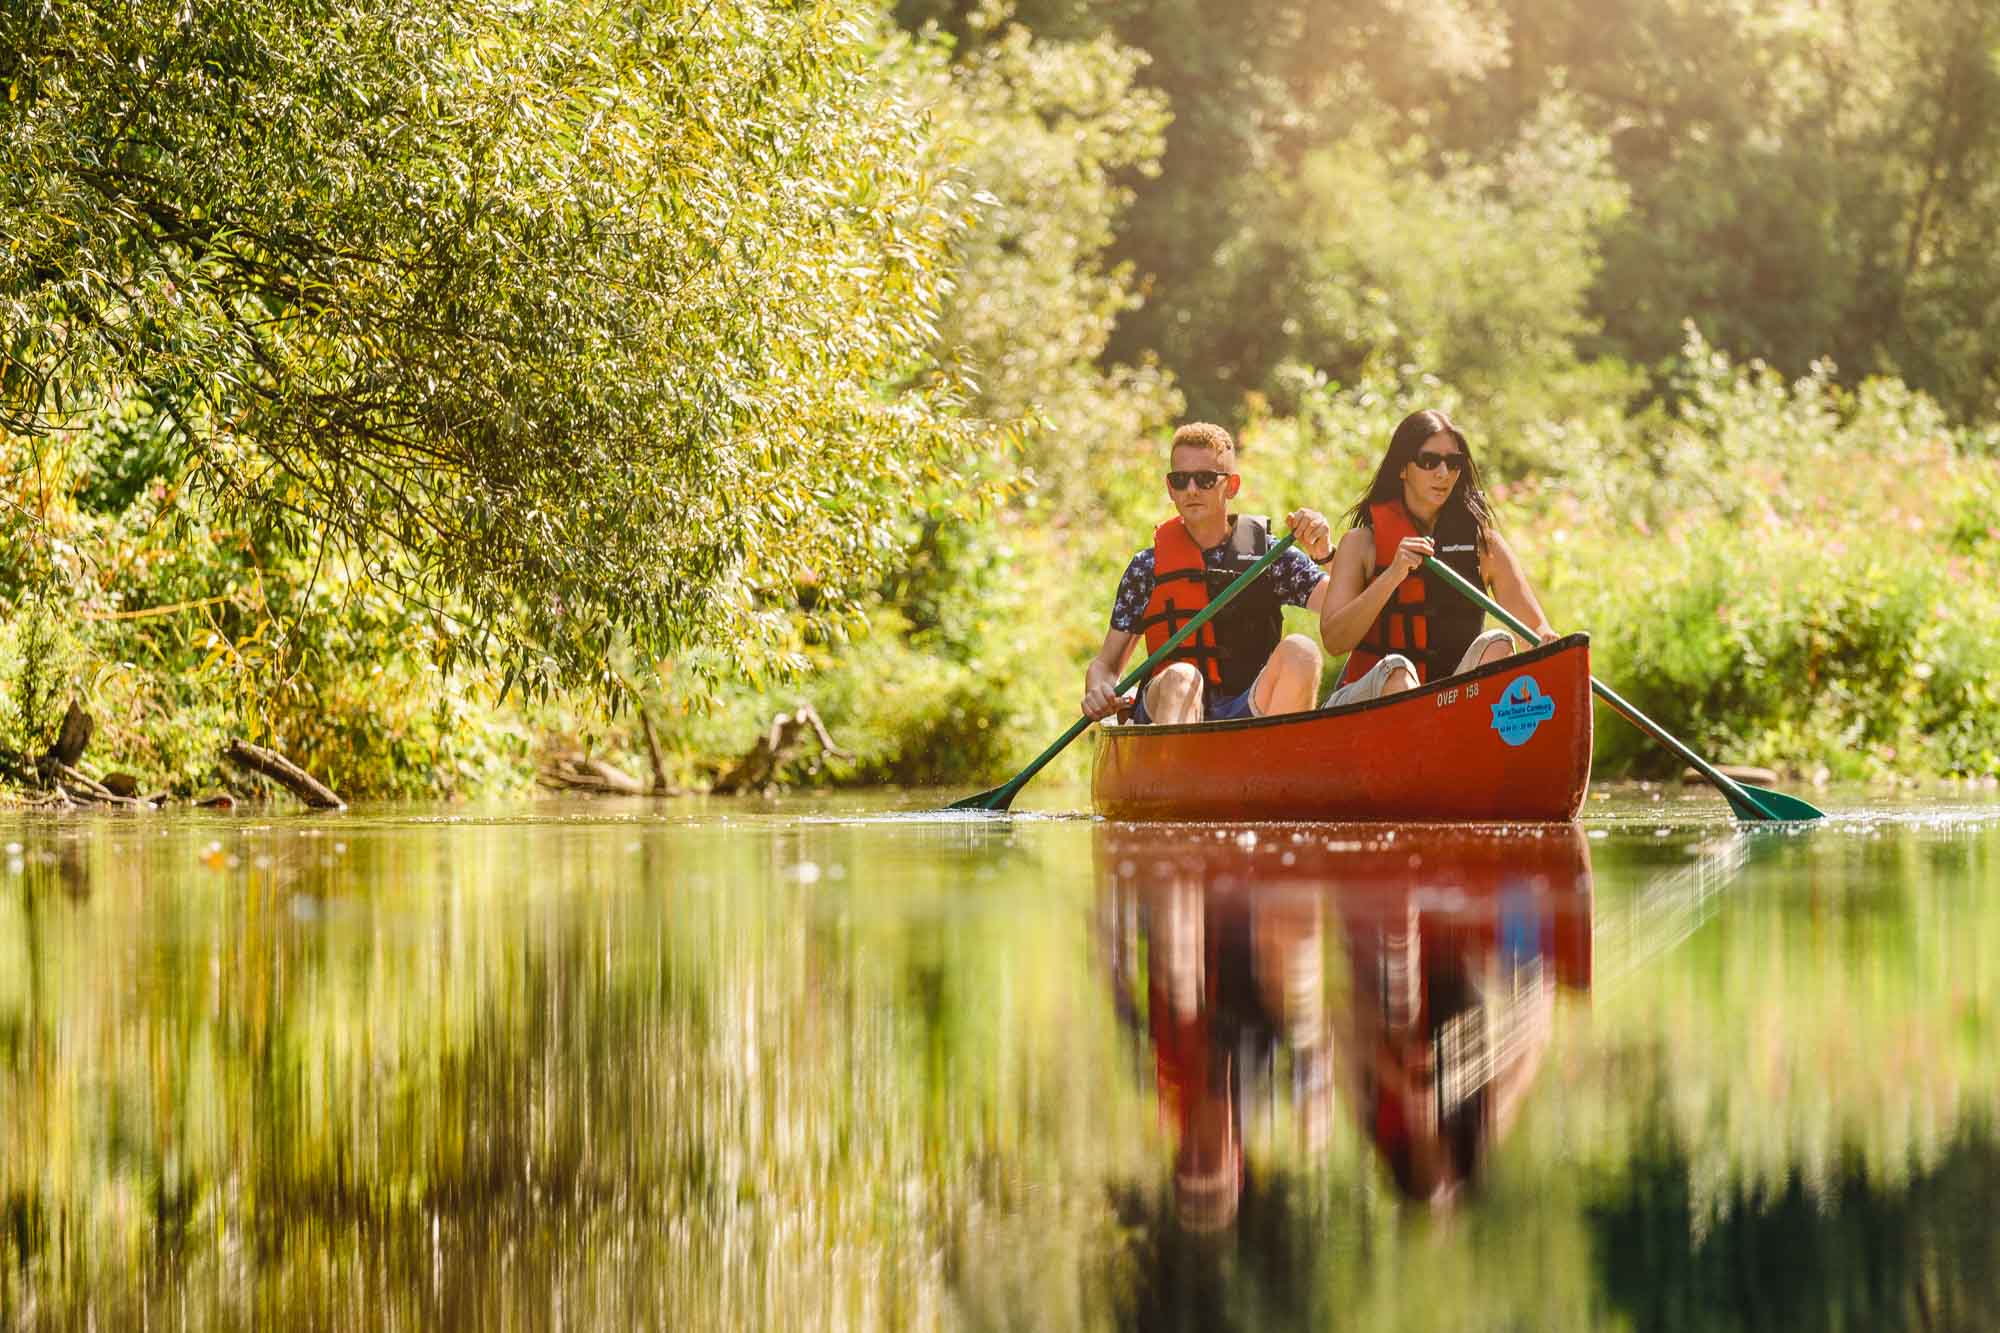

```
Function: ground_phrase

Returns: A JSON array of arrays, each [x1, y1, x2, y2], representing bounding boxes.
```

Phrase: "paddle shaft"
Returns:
[[951, 534, 1300, 810], [1418, 556, 1796, 822]]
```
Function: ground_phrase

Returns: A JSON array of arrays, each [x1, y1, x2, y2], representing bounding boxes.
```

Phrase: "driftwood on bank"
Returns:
[[711, 704, 851, 795], [223, 740, 346, 809], [539, 753, 661, 795], [49, 763, 152, 810], [15, 702, 148, 808], [1680, 764, 1780, 786], [539, 676, 687, 796]]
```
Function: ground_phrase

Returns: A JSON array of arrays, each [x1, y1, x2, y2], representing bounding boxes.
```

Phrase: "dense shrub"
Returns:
[[1511, 333, 2000, 779]]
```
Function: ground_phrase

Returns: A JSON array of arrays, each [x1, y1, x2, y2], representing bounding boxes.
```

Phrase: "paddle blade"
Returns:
[[1727, 781, 1827, 822], [947, 784, 1013, 812]]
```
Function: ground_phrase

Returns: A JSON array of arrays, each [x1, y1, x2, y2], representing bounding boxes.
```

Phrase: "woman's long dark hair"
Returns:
[[1344, 409, 1496, 554]]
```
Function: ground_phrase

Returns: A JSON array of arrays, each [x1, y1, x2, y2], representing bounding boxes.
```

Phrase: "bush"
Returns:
[[1576, 543, 2000, 779]]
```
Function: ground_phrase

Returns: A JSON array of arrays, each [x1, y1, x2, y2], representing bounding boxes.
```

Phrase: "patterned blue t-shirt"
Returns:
[[1108, 542, 1326, 632]]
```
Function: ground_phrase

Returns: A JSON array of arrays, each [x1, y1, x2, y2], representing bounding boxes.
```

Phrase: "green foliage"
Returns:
[[905, 0, 2000, 428], [619, 11, 1179, 789], [1, 401, 532, 796], [1066, 0, 1517, 420], [1408, 0, 2000, 423], [0, 597, 72, 760], [1581, 546, 2000, 780], [904, 14, 1180, 515], [1284, 100, 1636, 453], [1531, 332, 2000, 779], [1, 0, 998, 694], [4, 0, 1998, 795]]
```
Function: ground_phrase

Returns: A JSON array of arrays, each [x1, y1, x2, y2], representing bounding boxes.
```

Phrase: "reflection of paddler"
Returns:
[[1108, 851, 1332, 1233], [1350, 909, 1552, 1203], [1330, 837, 1592, 1205], [1144, 877, 1240, 1232]]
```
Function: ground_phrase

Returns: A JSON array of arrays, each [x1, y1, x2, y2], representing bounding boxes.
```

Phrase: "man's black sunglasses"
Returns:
[[1166, 470, 1232, 491], [1412, 451, 1466, 473]]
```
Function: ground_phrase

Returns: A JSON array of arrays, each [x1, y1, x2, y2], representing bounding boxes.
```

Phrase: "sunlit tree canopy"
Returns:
[[1, 0, 996, 691]]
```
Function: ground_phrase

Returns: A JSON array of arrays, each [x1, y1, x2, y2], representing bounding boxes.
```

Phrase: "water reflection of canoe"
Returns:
[[1097, 821, 1594, 1217], [1096, 821, 1594, 994], [1092, 633, 1594, 822]]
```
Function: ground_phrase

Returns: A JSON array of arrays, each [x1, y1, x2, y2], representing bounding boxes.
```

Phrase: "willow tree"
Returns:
[[0, 0, 994, 693]]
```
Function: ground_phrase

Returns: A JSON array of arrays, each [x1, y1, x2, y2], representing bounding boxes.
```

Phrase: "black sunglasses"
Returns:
[[1166, 470, 1231, 491], [1412, 450, 1466, 474]]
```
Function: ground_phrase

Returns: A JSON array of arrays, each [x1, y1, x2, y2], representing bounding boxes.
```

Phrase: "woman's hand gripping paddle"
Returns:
[[1421, 557, 1824, 823], [948, 535, 1299, 812]]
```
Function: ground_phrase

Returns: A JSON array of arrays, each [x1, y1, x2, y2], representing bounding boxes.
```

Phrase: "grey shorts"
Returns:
[[1325, 629, 1519, 707]]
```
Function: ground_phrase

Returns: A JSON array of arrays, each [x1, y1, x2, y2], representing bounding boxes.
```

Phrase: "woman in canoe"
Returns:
[[1318, 409, 1557, 704]]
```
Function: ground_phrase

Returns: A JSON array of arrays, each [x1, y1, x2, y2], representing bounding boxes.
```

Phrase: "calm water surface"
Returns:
[[3, 788, 1997, 1330]]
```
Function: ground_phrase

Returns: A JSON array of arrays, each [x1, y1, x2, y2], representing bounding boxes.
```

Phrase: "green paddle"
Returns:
[[949, 534, 1300, 812], [1421, 556, 1824, 823]]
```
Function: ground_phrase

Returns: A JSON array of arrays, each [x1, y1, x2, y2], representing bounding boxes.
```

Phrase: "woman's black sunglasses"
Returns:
[[1412, 451, 1466, 473], [1166, 470, 1231, 491]]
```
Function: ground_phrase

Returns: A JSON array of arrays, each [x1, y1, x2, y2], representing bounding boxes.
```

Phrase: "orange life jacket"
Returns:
[[1137, 514, 1283, 698], [1336, 499, 1487, 687]]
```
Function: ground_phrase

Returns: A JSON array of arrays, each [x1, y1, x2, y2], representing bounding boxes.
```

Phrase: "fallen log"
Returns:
[[539, 753, 652, 795], [50, 763, 150, 810], [20, 704, 143, 808], [539, 674, 688, 797], [222, 740, 345, 810], [711, 704, 852, 796], [1680, 764, 1780, 787]]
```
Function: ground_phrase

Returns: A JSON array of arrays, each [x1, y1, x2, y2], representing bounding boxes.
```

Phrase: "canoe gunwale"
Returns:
[[1097, 631, 1592, 738]]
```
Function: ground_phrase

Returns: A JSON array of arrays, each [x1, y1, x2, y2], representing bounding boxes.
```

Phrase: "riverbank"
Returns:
[[4, 345, 1996, 804]]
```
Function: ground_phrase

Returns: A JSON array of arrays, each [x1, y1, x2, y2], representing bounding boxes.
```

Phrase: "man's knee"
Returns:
[[1272, 634, 1322, 675], [1146, 662, 1204, 708], [1249, 635, 1323, 717], [1146, 662, 1205, 723]]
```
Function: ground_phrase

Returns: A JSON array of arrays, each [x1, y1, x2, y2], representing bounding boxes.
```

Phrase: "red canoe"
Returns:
[[1091, 634, 1594, 821]]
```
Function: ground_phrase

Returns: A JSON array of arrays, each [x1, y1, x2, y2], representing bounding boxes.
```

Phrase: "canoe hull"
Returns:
[[1090, 634, 1594, 822]]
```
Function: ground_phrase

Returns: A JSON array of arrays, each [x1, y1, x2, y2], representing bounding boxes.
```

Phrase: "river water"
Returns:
[[3, 788, 1997, 1331]]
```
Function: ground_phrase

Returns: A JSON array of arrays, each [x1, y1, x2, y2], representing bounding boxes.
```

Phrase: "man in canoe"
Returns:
[[1082, 422, 1336, 724], [1318, 409, 1557, 703]]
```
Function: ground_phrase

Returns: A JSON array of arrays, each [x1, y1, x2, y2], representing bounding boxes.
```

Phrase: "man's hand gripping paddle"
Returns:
[[948, 536, 1299, 812]]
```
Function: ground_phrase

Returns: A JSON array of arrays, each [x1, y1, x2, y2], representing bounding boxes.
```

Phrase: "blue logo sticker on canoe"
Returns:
[[1490, 675, 1556, 746]]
